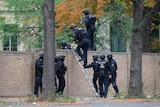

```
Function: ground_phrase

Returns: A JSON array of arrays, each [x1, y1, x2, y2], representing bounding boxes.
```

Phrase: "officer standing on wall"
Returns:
[[71, 23, 90, 66], [107, 53, 119, 96], [55, 55, 67, 94], [98, 54, 109, 98], [84, 54, 99, 92], [34, 53, 43, 97], [82, 8, 96, 51]]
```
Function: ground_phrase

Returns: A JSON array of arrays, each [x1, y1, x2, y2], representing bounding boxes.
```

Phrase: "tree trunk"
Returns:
[[41, 0, 56, 99], [129, 0, 160, 97], [143, 8, 151, 52], [142, 24, 151, 52], [128, 0, 144, 97]]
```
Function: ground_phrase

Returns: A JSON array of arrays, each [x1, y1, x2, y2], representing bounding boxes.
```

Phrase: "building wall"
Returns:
[[0, 50, 159, 97]]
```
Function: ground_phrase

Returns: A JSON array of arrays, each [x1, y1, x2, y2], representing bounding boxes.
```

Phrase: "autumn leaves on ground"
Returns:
[[23, 93, 160, 105]]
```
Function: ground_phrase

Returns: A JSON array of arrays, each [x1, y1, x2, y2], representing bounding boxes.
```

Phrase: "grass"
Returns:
[[25, 93, 76, 104]]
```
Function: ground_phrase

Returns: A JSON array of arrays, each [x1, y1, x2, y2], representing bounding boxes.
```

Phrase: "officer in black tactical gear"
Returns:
[[34, 53, 43, 97], [55, 55, 67, 94], [83, 8, 96, 51], [61, 40, 71, 50], [71, 23, 90, 66], [98, 54, 109, 98], [84, 54, 99, 92], [107, 54, 119, 96]]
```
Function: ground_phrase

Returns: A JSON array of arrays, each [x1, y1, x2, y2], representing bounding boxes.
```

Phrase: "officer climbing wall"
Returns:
[[71, 23, 90, 66]]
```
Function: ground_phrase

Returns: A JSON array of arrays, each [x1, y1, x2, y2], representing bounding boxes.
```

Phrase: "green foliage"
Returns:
[[55, 93, 76, 103], [26, 93, 75, 103], [0, 101, 9, 105], [153, 93, 160, 99], [26, 94, 37, 102], [55, 0, 63, 5], [0, 17, 5, 30], [3, 0, 44, 49], [2, 0, 64, 50], [94, 1, 132, 51], [105, 1, 132, 42], [55, 28, 73, 49]]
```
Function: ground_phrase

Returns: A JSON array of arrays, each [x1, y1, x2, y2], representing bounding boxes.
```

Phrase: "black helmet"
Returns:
[[83, 8, 90, 15], [55, 56, 58, 62], [39, 53, 43, 58], [61, 40, 67, 46], [92, 54, 98, 60], [59, 55, 65, 60], [56, 55, 65, 61], [107, 54, 113, 59], [70, 23, 77, 29], [100, 54, 105, 60]]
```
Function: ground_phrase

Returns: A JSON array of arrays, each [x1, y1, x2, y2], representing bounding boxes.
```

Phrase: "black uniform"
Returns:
[[84, 55, 99, 92], [98, 55, 109, 98], [61, 40, 71, 50], [73, 27, 90, 66], [107, 54, 119, 94], [83, 9, 96, 50], [55, 55, 67, 94], [34, 53, 43, 97]]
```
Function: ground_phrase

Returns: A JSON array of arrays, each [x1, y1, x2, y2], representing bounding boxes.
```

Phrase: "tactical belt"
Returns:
[[100, 70, 105, 73]]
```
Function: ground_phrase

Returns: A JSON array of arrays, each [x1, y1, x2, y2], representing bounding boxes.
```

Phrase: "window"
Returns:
[[3, 24, 18, 51]]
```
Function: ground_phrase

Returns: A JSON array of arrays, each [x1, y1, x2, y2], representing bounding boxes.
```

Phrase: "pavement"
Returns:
[[0, 96, 160, 107]]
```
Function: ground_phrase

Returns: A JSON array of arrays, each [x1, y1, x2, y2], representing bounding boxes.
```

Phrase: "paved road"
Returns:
[[1, 102, 160, 107]]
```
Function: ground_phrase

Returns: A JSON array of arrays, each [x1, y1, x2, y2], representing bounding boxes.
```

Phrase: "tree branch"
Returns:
[[142, 0, 160, 28]]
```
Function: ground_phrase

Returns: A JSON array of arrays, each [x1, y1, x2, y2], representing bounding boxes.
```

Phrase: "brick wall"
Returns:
[[0, 51, 34, 96], [0, 50, 159, 97]]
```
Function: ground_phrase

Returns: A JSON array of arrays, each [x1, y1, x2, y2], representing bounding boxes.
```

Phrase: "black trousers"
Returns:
[[87, 27, 95, 50], [98, 73, 109, 97], [93, 74, 99, 92], [57, 74, 65, 94], [76, 38, 89, 66], [108, 72, 119, 93], [34, 77, 42, 96]]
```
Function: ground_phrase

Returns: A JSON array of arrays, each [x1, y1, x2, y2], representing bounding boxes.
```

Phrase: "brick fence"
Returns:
[[0, 50, 159, 97]]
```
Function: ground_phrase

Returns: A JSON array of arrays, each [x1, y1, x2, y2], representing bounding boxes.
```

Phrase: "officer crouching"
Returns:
[[61, 40, 71, 50]]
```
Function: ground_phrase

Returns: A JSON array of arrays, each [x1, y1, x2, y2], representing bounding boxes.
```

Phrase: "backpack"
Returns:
[[88, 14, 96, 25], [99, 60, 106, 71], [76, 28, 86, 41]]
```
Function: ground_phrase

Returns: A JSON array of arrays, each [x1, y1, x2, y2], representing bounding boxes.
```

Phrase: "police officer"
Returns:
[[61, 40, 71, 50], [34, 53, 43, 97], [71, 23, 90, 66], [98, 54, 109, 98], [55, 55, 67, 94], [84, 54, 99, 92], [107, 54, 119, 96], [83, 8, 96, 51]]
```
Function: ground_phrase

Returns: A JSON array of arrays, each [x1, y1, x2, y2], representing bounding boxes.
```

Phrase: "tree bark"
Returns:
[[41, 0, 56, 99], [129, 0, 143, 97], [129, 0, 160, 97], [142, 8, 151, 52]]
